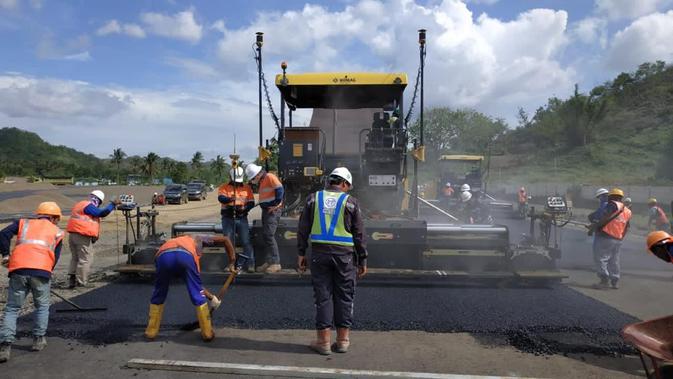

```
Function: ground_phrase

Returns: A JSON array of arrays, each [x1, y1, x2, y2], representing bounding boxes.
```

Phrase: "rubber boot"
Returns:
[[196, 303, 214, 342], [332, 327, 350, 353], [67, 275, 77, 289], [144, 303, 164, 340], [309, 328, 331, 355]]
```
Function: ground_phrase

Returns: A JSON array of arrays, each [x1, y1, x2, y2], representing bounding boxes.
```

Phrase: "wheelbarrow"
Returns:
[[623, 315, 673, 379]]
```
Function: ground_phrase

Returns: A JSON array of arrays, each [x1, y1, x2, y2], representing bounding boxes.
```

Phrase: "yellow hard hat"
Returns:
[[35, 202, 62, 218], [608, 188, 624, 197], [648, 198, 657, 204], [647, 231, 673, 250]]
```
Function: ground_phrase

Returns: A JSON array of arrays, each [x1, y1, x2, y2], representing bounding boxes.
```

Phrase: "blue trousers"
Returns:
[[222, 216, 254, 268], [0, 274, 51, 343], [151, 250, 207, 306]]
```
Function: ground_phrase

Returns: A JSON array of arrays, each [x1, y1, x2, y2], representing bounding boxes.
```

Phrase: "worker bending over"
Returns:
[[297, 167, 368, 355], [144, 235, 222, 342], [647, 198, 670, 232], [67, 190, 120, 288], [245, 163, 284, 273], [0, 202, 64, 362]]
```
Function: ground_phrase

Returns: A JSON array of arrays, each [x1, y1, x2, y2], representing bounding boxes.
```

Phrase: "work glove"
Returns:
[[1, 256, 8, 268], [208, 295, 221, 310], [226, 263, 239, 274]]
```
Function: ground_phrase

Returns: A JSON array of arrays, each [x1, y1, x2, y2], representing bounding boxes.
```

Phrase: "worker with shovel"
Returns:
[[144, 235, 230, 342], [0, 202, 64, 362]]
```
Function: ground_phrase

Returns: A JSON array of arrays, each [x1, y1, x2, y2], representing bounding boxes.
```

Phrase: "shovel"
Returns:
[[51, 290, 108, 313], [180, 270, 238, 331]]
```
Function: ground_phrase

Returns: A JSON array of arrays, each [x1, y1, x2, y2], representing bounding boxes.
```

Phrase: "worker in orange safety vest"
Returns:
[[0, 202, 64, 362]]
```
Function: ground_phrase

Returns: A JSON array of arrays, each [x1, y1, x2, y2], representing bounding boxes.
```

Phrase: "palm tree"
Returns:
[[144, 152, 160, 182], [110, 148, 126, 184], [191, 151, 203, 178], [212, 155, 226, 183]]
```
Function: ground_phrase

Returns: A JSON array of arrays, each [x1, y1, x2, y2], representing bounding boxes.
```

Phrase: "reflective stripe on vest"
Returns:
[[9, 218, 63, 273], [602, 201, 632, 240], [218, 184, 253, 209], [258, 173, 283, 205], [310, 190, 354, 247], [155, 235, 201, 272], [66, 200, 100, 238]]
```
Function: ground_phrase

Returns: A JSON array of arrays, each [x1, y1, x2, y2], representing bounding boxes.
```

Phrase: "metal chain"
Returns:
[[404, 48, 426, 127], [253, 45, 280, 131]]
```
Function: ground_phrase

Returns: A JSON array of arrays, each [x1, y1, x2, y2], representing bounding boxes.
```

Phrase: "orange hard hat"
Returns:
[[35, 201, 62, 218], [647, 231, 672, 250]]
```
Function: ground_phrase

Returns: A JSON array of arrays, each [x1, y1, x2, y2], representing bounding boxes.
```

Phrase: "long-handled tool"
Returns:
[[180, 271, 238, 331], [51, 290, 107, 313]]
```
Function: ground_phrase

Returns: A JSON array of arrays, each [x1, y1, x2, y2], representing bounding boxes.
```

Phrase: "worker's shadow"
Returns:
[[179, 334, 310, 354]]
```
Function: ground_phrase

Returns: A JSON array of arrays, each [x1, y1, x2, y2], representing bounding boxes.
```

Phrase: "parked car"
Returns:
[[187, 182, 207, 201], [164, 184, 189, 204]]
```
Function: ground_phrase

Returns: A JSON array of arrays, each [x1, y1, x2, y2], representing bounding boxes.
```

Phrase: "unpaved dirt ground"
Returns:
[[0, 183, 667, 378]]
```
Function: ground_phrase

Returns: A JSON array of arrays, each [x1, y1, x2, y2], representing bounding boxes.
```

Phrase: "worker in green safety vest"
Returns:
[[297, 167, 368, 356]]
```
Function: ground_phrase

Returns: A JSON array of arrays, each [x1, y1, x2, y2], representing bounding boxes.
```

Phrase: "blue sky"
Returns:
[[1, 0, 673, 161]]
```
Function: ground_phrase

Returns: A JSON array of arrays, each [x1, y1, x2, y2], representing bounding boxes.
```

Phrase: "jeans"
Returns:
[[0, 274, 51, 343], [221, 216, 255, 268], [261, 208, 281, 264], [593, 234, 622, 281]]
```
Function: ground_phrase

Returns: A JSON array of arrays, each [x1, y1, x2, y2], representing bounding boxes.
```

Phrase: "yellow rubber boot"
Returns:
[[144, 303, 164, 340], [196, 303, 214, 342]]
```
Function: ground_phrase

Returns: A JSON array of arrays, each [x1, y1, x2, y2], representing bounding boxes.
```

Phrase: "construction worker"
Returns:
[[647, 198, 670, 232], [297, 167, 368, 355], [66, 190, 120, 288], [0, 202, 64, 362], [441, 182, 454, 209], [589, 188, 609, 223], [218, 167, 255, 272], [144, 235, 223, 342], [245, 163, 284, 273], [589, 188, 632, 289], [460, 183, 471, 193], [646, 231, 673, 263], [517, 186, 528, 218]]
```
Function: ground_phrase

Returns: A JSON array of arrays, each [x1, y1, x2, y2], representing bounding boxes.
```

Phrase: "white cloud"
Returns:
[[0, 0, 18, 10], [211, 20, 226, 34], [63, 51, 91, 62], [595, 0, 671, 20], [572, 17, 608, 48], [466, 0, 499, 4], [607, 10, 673, 71], [96, 20, 121, 36], [165, 57, 220, 79], [140, 8, 202, 43], [97, 20, 146, 38], [215, 0, 574, 122], [0, 74, 131, 118]]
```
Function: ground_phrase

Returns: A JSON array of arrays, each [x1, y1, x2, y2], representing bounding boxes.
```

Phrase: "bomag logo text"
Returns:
[[333, 76, 356, 83]]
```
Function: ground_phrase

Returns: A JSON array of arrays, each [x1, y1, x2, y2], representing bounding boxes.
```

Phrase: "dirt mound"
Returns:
[[0, 181, 56, 193], [0, 192, 76, 214]]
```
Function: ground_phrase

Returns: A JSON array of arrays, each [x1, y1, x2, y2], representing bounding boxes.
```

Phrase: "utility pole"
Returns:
[[256, 32, 264, 148]]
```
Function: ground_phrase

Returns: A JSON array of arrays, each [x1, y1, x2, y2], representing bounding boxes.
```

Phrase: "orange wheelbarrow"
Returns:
[[623, 315, 673, 379]]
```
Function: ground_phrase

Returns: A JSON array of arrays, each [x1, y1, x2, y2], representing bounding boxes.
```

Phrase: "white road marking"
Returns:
[[126, 359, 542, 378]]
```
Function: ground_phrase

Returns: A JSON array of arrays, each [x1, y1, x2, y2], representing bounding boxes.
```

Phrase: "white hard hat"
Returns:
[[90, 190, 105, 202], [460, 184, 471, 192], [245, 163, 262, 180], [460, 191, 472, 203], [329, 167, 353, 187], [229, 167, 244, 183], [595, 188, 608, 198], [445, 182, 452, 187]]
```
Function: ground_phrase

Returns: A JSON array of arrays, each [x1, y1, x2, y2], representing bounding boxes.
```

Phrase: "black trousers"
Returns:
[[310, 252, 356, 329]]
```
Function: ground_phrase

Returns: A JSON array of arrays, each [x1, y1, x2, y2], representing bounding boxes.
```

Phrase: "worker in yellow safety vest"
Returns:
[[297, 167, 368, 355]]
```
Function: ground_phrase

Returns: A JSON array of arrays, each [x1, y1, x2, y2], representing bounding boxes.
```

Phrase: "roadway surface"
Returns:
[[0, 206, 666, 378]]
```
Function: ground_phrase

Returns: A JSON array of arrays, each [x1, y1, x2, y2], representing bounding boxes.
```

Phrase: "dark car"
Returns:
[[164, 184, 189, 204], [187, 182, 207, 201]]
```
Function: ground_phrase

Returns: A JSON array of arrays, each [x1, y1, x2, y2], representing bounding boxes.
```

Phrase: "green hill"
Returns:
[[0, 127, 107, 178]]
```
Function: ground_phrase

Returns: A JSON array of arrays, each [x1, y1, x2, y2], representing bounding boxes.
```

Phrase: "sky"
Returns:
[[1, 0, 673, 162]]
